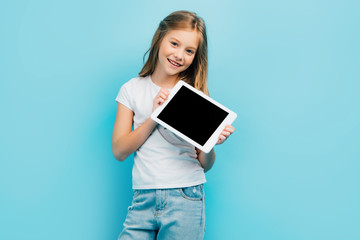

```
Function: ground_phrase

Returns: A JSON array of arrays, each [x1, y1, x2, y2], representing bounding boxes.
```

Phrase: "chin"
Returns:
[[166, 69, 181, 76]]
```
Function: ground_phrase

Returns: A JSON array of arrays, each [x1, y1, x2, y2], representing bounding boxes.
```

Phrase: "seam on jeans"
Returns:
[[203, 193, 206, 232], [155, 189, 168, 217], [179, 188, 203, 201], [133, 190, 141, 198]]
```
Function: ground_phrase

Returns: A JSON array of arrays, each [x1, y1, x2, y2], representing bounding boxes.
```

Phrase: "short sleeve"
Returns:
[[115, 82, 133, 111]]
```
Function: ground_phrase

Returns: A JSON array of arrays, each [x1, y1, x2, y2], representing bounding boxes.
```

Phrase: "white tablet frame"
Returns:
[[151, 80, 237, 153]]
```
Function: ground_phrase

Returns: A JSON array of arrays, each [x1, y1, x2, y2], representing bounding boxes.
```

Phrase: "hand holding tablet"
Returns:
[[216, 124, 235, 145], [152, 88, 170, 112], [151, 80, 237, 153]]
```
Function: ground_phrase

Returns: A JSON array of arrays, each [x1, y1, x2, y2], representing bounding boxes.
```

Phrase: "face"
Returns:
[[156, 29, 200, 78]]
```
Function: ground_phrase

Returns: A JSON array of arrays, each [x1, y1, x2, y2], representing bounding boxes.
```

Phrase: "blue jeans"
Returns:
[[118, 184, 206, 240]]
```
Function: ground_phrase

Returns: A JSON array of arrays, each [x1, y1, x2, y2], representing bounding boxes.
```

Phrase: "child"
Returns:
[[112, 10, 235, 240]]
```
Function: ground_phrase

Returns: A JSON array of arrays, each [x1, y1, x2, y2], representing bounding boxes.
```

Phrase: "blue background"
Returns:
[[1, 0, 359, 239]]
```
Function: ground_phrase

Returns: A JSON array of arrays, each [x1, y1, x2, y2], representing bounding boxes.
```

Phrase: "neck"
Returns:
[[150, 70, 179, 89]]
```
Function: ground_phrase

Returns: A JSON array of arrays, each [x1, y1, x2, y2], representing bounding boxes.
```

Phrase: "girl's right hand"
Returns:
[[152, 88, 170, 112]]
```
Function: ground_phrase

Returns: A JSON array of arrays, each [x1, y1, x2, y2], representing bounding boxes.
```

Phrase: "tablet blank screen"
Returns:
[[157, 86, 229, 146]]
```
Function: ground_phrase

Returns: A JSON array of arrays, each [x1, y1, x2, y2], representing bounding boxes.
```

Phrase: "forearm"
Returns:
[[112, 117, 157, 161], [197, 148, 216, 172]]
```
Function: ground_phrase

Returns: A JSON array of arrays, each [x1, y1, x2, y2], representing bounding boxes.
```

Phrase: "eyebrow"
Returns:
[[169, 37, 197, 50]]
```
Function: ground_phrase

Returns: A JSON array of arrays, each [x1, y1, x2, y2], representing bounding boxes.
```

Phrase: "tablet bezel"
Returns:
[[151, 80, 237, 153]]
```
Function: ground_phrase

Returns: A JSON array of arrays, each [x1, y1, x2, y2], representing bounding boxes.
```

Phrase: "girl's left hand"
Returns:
[[216, 125, 235, 145]]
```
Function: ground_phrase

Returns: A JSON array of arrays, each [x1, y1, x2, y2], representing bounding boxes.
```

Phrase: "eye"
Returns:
[[186, 49, 194, 55], [171, 42, 178, 47]]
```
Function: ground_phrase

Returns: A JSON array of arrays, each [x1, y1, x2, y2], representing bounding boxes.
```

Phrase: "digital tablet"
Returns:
[[151, 80, 237, 153]]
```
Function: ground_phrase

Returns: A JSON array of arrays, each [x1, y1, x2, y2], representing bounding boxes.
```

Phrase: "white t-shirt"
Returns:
[[115, 76, 206, 189]]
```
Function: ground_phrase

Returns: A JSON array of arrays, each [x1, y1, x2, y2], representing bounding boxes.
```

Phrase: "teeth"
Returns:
[[169, 59, 181, 66]]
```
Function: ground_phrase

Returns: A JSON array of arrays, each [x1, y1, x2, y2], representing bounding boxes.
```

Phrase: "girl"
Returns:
[[112, 10, 235, 240]]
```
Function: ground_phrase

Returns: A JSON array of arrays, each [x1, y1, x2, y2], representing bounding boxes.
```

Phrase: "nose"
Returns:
[[173, 49, 183, 62]]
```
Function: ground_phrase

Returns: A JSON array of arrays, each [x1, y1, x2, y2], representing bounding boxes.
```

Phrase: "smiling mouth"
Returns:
[[168, 58, 182, 67]]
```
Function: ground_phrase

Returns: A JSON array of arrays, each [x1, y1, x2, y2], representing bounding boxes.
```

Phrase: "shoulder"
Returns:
[[116, 76, 151, 104], [122, 76, 150, 90]]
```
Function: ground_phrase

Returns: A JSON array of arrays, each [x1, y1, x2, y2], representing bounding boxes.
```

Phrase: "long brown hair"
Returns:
[[139, 10, 209, 95]]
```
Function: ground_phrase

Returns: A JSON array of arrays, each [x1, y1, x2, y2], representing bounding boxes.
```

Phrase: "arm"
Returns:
[[197, 148, 216, 173], [112, 88, 170, 161], [197, 125, 235, 172], [112, 103, 157, 161]]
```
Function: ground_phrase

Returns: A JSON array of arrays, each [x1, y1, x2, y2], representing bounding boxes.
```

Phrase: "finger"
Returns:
[[159, 93, 168, 100], [160, 89, 170, 96], [221, 131, 231, 137], [158, 97, 167, 105], [156, 89, 168, 98], [225, 125, 234, 130], [217, 135, 226, 145], [155, 96, 163, 103], [225, 125, 235, 133]]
